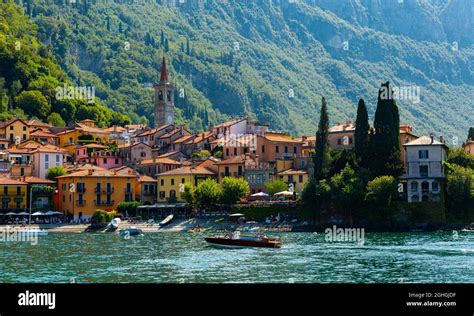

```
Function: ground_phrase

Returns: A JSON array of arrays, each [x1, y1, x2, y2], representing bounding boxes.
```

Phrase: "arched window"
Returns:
[[167, 91, 171, 101], [432, 181, 439, 192], [411, 181, 418, 192], [158, 91, 163, 101], [421, 181, 429, 193]]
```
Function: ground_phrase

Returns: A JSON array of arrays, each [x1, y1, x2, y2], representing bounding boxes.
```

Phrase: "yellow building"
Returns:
[[56, 120, 110, 154], [0, 118, 30, 145], [56, 168, 138, 219], [277, 169, 309, 193], [156, 165, 216, 202], [215, 155, 245, 182], [0, 178, 27, 211]]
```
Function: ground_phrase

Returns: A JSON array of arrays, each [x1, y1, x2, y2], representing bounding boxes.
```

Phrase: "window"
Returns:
[[411, 182, 418, 192], [10, 126, 13, 130], [115, 158, 119, 164], [419, 165, 429, 177], [284, 146, 288, 153], [22, 134, 26, 141], [181, 178, 185, 184], [238, 166, 243, 176], [161, 179, 164, 186], [288, 175, 293, 183], [226, 149, 229, 156], [159, 191, 165, 199], [158, 91, 163, 101], [294, 147, 297, 154], [337, 138, 342, 145], [261, 145, 265, 153], [23, 126, 26, 131], [421, 181, 429, 192], [276, 145, 279, 153], [62, 195, 65, 202], [167, 91, 171, 101], [233, 148, 237, 155], [171, 179, 175, 185], [56, 155, 60, 162], [103, 158, 107, 164], [299, 175, 303, 183], [45, 155, 49, 162], [419, 150, 429, 159], [225, 166, 230, 176], [432, 181, 439, 192], [170, 190, 176, 198], [17, 187, 21, 195]]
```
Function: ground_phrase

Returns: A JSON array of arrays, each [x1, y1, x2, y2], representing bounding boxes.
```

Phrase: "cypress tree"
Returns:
[[468, 127, 474, 140], [160, 30, 165, 46], [354, 98, 369, 166], [314, 97, 330, 180], [372, 82, 403, 177], [186, 37, 190, 55]]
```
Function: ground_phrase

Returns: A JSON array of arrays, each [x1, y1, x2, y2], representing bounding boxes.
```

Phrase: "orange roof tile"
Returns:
[[157, 165, 216, 176], [0, 178, 27, 185]]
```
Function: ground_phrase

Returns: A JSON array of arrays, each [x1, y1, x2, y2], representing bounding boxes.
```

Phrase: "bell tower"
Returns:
[[154, 57, 175, 128]]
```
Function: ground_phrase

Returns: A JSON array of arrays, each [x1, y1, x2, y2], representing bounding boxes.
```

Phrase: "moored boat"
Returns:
[[159, 214, 174, 227], [205, 231, 281, 248], [119, 227, 142, 237]]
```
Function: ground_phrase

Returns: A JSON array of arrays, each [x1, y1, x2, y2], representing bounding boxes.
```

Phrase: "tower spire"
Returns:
[[160, 56, 168, 83]]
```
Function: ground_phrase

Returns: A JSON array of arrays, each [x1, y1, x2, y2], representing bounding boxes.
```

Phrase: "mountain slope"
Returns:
[[26, 0, 473, 141]]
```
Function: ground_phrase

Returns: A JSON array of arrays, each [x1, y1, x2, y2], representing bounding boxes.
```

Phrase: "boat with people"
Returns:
[[159, 214, 174, 227], [119, 227, 143, 237], [204, 231, 282, 248]]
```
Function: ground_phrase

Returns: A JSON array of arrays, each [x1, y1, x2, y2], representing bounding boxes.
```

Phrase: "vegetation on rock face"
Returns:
[[7, 0, 471, 137]]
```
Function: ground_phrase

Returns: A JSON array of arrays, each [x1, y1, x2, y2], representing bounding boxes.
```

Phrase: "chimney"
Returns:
[[302, 135, 307, 141], [88, 169, 93, 176], [430, 134, 434, 144], [439, 135, 444, 144]]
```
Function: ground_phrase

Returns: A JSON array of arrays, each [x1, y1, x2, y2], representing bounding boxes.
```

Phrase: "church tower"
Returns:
[[154, 57, 175, 128]]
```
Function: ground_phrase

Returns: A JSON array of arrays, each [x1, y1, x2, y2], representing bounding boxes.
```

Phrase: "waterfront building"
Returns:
[[6, 148, 33, 178], [277, 169, 308, 193], [56, 168, 139, 219], [22, 176, 56, 210], [137, 175, 157, 205], [402, 135, 448, 203], [156, 165, 216, 202], [215, 155, 246, 182], [0, 178, 27, 212], [29, 144, 68, 179]]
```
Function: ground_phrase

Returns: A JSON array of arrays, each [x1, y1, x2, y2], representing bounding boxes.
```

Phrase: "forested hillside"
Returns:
[[0, 0, 130, 127], [3, 0, 474, 140]]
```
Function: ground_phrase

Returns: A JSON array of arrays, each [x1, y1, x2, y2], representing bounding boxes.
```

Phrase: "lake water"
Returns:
[[1, 231, 473, 283]]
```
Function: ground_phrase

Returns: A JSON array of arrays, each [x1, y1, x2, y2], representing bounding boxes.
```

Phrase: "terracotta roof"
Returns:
[[75, 123, 110, 134], [277, 169, 307, 175], [404, 136, 448, 147], [27, 120, 51, 128], [0, 178, 27, 185], [22, 176, 55, 184], [157, 151, 180, 158], [138, 175, 156, 182], [328, 121, 355, 133], [215, 155, 246, 165], [157, 165, 216, 176], [172, 135, 195, 144], [160, 129, 181, 139], [79, 144, 108, 149], [30, 130, 58, 138], [66, 164, 106, 173], [139, 158, 181, 165], [183, 131, 214, 145], [0, 118, 28, 129], [6, 148, 31, 154], [136, 125, 172, 137], [264, 133, 302, 143], [58, 169, 137, 178], [32, 144, 68, 154], [103, 126, 126, 133], [125, 124, 146, 130]]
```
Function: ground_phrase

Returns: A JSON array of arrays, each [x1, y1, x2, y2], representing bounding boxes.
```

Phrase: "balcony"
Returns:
[[94, 187, 114, 194], [76, 200, 86, 206], [94, 200, 114, 206], [2, 191, 26, 196], [405, 161, 445, 178], [142, 190, 156, 196], [77, 187, 86, 193]]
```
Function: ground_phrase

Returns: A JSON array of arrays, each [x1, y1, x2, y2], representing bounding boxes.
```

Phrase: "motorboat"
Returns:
[[159, 214, 174, 227], [205, 231, 281, 248], [105, 218, 121, 232]]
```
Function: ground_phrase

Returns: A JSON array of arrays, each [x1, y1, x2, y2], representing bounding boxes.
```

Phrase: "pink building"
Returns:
[[90, 150, 123, 169]]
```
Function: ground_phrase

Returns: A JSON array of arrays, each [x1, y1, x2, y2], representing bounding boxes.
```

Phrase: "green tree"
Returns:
[[47, 112, 66, 127], [194, 178, 222, 209], [264, 178, 288, 195], [314, 97, 330, 180], [354, 98, 369, 166], [366, 176, 398, 207], [447, 147, 474, 169], [371, 82, 403, 177], [330, 164, 365, 226], [301, 177, 330, 224], [468, 127, 474, 140], [446, 164, 474, 220], [181, 182, 195, 206], [220, 177, 250, 205], [45, 165, 66, 181], [191, 150, 211, 159], [15, 90, 51, 119], [116, 201, 140, 217]]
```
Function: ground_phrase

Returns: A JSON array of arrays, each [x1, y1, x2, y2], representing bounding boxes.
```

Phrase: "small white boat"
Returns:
[[119, 227, 142, 237], [159, 214, 174, 227], [110, 218, 121, 228]]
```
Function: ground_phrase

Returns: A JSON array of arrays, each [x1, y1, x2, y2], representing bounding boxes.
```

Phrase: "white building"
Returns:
[[403, 135, 448, 202]]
